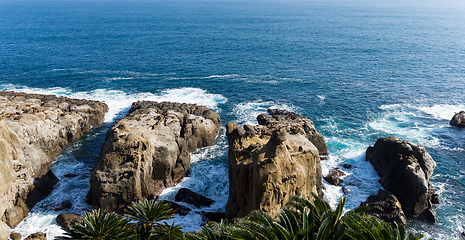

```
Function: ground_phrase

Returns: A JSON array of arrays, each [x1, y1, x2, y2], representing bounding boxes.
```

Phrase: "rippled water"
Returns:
[[1, 0, 465, 238]]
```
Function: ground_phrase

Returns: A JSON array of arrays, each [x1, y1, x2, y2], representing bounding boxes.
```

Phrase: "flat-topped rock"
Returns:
[[88, 101, 221, 212], [0, 92, 108, 229], [225, 109, 324, 219]]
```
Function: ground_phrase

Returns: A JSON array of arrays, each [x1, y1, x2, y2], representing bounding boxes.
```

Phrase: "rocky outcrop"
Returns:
[[366, 137, 438, 222], [89, 101, 221, 212], [450, 111, 465, 127], [0, 92, 108, 230], [225, 109, 324, 219], [360, 189, 407, 226], [0, 221, 9, 240]]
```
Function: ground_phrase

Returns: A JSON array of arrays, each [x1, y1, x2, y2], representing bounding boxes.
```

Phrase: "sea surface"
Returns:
[[1, 0, 465, 239]]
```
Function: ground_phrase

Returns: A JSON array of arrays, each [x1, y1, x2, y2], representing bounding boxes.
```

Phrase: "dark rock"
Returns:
[[366, 137, 437, 220], [323, 168, 345, 186], [225, 109, 324, 219], [450, 111, 465, 128], [25, 232, 46, 240], [201, 211, 225, 224], [63, 173, 78, 178], [166, 201, 191, 216], [417, 208, 436, 223], [431, 193, 440, 205], [10, 232, 22, 240], [46, 200, 72, 211], [56, 213, 81, 228], [361, 189, 407, 226], [342, 164, 352, 169], [175, 188, 214, 208]]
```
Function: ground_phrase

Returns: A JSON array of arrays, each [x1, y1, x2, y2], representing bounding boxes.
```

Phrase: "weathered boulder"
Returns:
[[24, 232, 46, 240], [175, 188, 215, 208], [0, 91, 108, 229], [360, 189, 407, 226], [450, 111, 465, 127], [366, 137, 438, 221], [323, 168, 346, 186], [225, 109, 324, 219], [89, 101, 221, 212], [56, 213, 81, 228], [10, 232, 21, 240]]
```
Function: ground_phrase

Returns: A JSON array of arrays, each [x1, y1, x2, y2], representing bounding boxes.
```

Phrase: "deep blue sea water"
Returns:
[[1, 0, 465, 239]]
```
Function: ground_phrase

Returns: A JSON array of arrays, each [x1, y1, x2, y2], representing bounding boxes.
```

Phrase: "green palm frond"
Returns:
[[58, 209, 135, 240], [150, 221, 183, 240], [125, 199, 176, 225]]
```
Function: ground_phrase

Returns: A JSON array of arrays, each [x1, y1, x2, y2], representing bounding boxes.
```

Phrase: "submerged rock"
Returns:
[[323, 168, 346, 186], [225, 109, 325, 219], [175, 188, 215, 208], [89, 101, 221, 212], [201, 211, 225, 224], [361, 189, 407, 226], [450, 111, 465, 128], [0, 91, 108, 230], [366, 137, 438, 222]]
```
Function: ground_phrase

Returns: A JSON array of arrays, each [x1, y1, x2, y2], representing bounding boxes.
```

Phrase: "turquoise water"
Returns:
[[1, 0, 465, 238]]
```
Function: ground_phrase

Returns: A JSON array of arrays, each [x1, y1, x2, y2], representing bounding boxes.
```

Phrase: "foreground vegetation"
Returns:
[[58, 193, 423, 240]]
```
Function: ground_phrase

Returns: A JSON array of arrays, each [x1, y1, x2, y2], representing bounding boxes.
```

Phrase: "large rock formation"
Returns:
[[0, 91, 108, 230], [225, 109, 325, 219], [450, 111, 465, 128], [366, 137, 438, 222], [88, 101, 221, 212]]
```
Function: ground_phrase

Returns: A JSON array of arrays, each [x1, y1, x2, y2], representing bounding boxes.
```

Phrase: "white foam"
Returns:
[[232, 100, 297, 126], [418, 104, 465, 120], [0, 84, 227, 122]]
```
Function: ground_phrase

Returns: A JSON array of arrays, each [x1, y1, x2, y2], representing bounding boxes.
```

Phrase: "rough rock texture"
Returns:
[[56, 213, 82, 229], [24, 232, 46, 240], [323, 168, 346, 186], [225, 109, 324, 219], [175, 188, 215, 208], [0, 92, 108, 229], [360, 189, 407, 226], [450, 111, 465, 127], [89, 101, 221, 212], [366, 137, 438, 221]]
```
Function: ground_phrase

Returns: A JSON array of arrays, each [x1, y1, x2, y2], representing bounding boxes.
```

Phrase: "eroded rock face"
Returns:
[[450, 111, 465, 128], [0, 92, 108, 229], [366, 137, 438, 221], [225, 109, 324, 219], [89, 101, 221, 212]]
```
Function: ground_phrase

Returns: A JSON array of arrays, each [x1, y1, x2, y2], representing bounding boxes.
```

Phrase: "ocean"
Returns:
[[1, 0, 464, 238]]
